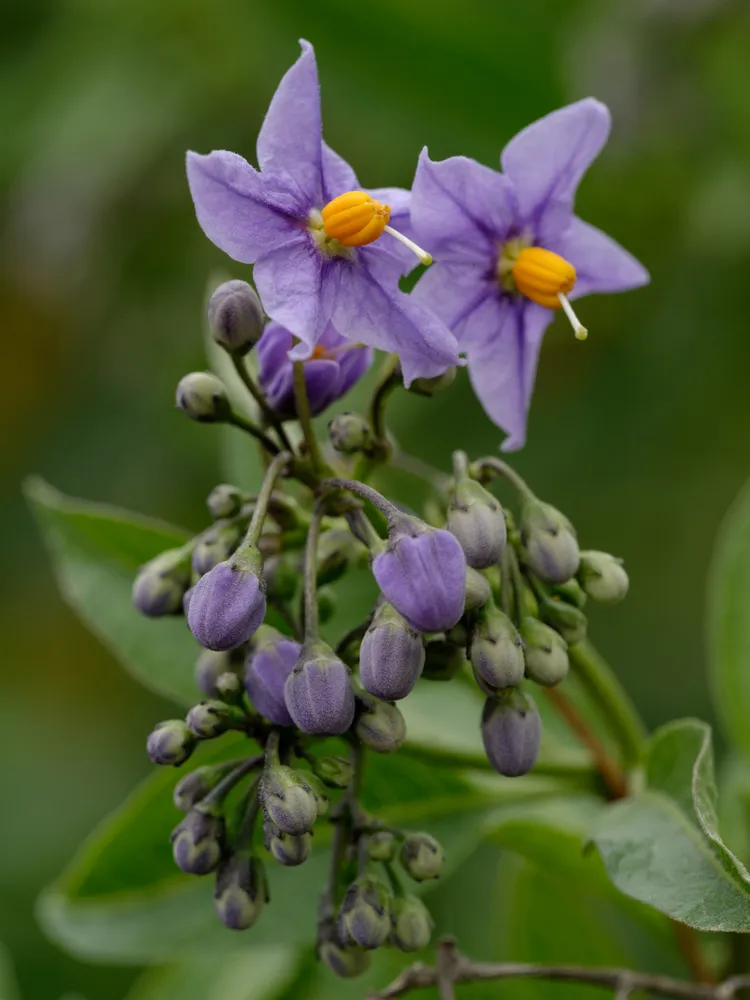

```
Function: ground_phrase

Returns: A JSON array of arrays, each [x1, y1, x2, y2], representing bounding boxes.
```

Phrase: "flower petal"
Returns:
[[411, 149, 516, 264], [501, 98, 611, 239], [466, 299, 552, 451], [412, 260, 493, 332], [186, 151, 300, 263], [547, 216, 649, 298], [368, 186, 411, 227], [256, 40, 324, 208], [253, 235, 333, 349], [321, 142, 359, 201]]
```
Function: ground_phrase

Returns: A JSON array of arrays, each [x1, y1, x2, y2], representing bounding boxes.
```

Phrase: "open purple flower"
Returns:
[[187, 41, 459, 385], [258, 321, 371, 419], [411, 99, 649, 450]]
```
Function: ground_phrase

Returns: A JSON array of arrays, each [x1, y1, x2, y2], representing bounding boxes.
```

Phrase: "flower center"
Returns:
[[312, 191, 433, 266], [498, 242, 588, 341], [310, 344, 332, 360]]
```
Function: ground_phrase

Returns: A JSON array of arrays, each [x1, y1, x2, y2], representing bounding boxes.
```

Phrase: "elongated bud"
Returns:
[[260, 764, 318, 836], [171, 808, 225, 875], [481, 689, 542, 777], [206, 483, 244, 520], [400, 832, 444, 881], [519, 617, 569, 687], [192, 523, 243, 576], [464, 566, 491, 611], [408, 367, 456, 397], [317, 529, 368, 585], [208, 279, 264, 356], [245, 629, 300, 726], [355, 692, 406, 754], [264, 820, 312, 866], [391, 895, 434, 952], [195, 649, 236, 698], [520, 497, 580, 584], [176, 371, 231, 423], [284, 640, 355, 735], [188, 545, 266, 651], [470, 605, 525, 694], [132, 548, 191, 617], [173, 764, 230, 811], [329, 412, 373, 455], [367, 830, 397, 862], [578, 551, 629, 604], [319, 940, 372, 979], [539, 597, 587, 646], [186, 699, 245, 739], [214, 854, 266, 930], [147, 720, 195, 766], [359, 603, 425, 701], [311, 755, 354, 789], [448, 479, 506, 569], [338, 874, 393, 950], [422, 637, 466, 681]]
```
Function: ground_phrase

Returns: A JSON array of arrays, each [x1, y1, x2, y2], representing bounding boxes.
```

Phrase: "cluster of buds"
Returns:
[[134, 279, 630, 975]]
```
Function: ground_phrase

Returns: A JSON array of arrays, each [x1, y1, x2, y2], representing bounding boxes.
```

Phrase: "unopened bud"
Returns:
[[539, 598, 587, 646], [173, 764, 229, 811], [578, 551, 629, 604], [186, 699, 245, 739], [147, 720, 195, 766], [176, 371, 231, 423], [187, 545, 266, 651], [319, 940, 372, 979], [284, 640, 355, 736], [317, 529, 368, 586], [215, 671, 242, 703], [408, 367, 456, 397], [260, 764, 318, 836], [264, 820, 312, 866], [481, 689, 542, 777], [464, 566, 491, 611], [367, 830, 397, 862], [519, 617, 569, 687], [192, 523, 243, 576], [355, 693, 406, 754], [548, 577, 587, 608], [206, 483, 244, 520], [470, 605, 524, 694], [171, 808, 225, 875], [328, 412, 372, 455], [448, 479, 506, 569], [422, 638, 466, 682], [195, 649, 236, 698], [311, 755, 354, 789], [400, 832, 444, 881], [132, 548, 191, 617], [391, 895, 434, 952], [338, 875, 392, 950], [208, 279, 264, 356], [359, 603, 425, 701], [214, 854, 266, 929], [520, 497, 580, 584]]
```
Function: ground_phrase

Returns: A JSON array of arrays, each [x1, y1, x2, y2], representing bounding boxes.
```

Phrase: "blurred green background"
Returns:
[[3, 0, 750, 996]]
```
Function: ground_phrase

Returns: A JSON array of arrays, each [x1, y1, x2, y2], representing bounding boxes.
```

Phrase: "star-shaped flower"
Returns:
[[410, 99, 649, 449], [187, 41, 459, 385]]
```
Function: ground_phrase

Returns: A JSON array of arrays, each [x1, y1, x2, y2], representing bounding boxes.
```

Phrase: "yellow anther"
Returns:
[[321, 191, 390, 248], [512, 246, 588, 340]]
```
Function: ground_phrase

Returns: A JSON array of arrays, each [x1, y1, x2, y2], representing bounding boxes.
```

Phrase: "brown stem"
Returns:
[[674, 922, 717, 985]]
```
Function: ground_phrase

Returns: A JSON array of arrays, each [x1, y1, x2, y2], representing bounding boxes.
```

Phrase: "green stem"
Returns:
[[369, 353, 401, 445], [228, 413, 281, 457], [293, 360, 326, 476], [321, 477, 397, 524], [472, 456, 533, 499], [452, 450, 470, 481], [303, 502, 325, 641], [245, 451, 292, 547], [231, 354, 293, 453], [198, 755, 263, 813], [568, 640, 647, 768]]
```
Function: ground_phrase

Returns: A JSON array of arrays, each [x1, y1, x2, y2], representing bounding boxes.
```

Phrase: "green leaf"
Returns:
[[707, 477, 750, 752], [0, 943, 21, 1000], [26, 477, 198, 705]]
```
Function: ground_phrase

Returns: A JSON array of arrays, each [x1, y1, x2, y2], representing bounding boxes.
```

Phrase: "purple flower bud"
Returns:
[[372, 517, 467, 633], [520, 497, 580, 584], [187, 547, 266, 651], [400, 833, 444, 881], [195, 649, 233, 698], [319, 940, 372, 979], [258, 322, 372, 418], [447, 479, 507, 569], [481, 689, 542, 777], [175, 371, 230, 423], [214, 854, 266, 930], [207, 279, 264, 356], [173, 764, 229, 812], [260, 764, 318, 836], [284, 640, 355, 735], [359, 603, 425, 701], [206, 483, 244, 520], [264, 821, 312, 866], [338, 875, 392, 950], [132, 548, 191, 617], [147, 720, 195, 766], [355, 693, 406, 754], [192, 523, 243, 576], [328, 411, 373, 455], [578, 550, 629, 604], [245, 632, 300, 726], [470, 606, 525, 694], [391, 896, 434, 952], [170, 808, 225, 875], [518, 617, 569, 687]]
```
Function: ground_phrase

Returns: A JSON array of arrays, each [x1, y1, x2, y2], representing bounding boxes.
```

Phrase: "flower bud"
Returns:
[[305, 772, 331, 818], [260, 764, 318, 836], [215, 671, 243, 703], [173, 765, 229, 811], [367, 830, 397, 862], [262, 554, 299, 603], [192, 523, 243, 576], [539, 598, 587, 646], [372, 516, 466, 633], [519, 617, 569, 687], [195, 649, 236, 698], [208, 279, 264, 356], [520, 497, 580, 584], [284, 640, 355, 735], [206, 483, 244, 520], [176, 371, 231, 423], [338, 875, 392, 950], [171, 808, 225, 875], [464, 567, 491, 611], [187, 546, 266, 651], [186, 699, 244, 739], [355, 693, 406, 754], [317, 529, 368, 586], [482, 689, 542, 777], [391, 896, 434, 952], [147, 720, 195, 766], [311, 755, 354, 789], [214, 854, 266, 930], [132, 548, 191, 617], [400, 832, 444, 881], [319, 940, 372, 979], [328, 412, 372, 455], [578, 551, 629, 604], [447, 479, 506, 569], [548, 577, 587, 608], [245, 630, 300, 726], [265, 822, 312, 866], [470, 606, 524, 694], [422, 638, 466, 681], [408, 367, 456, 396], [359, 603, 425, 701]]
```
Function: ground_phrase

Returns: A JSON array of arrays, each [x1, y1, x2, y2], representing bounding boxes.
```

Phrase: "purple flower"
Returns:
[[372, 518, 466, 633], [187, 41, 459, 385], [411, 100, 649, 450], [284, 640, 355, 735], [245, 634, 301, 726], [258, 321, 371, 418], [188, 557, 266, 651]]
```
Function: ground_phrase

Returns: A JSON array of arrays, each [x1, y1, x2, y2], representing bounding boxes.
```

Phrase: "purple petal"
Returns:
[[256, 40, 323, 209], [369, 187, 411, 228], [412, 261, 493, 332], [253, 235, 333, 350], [186, 151, 300, 263], [546, 216, 649, 299], [336, 342, 373, 395], [411, 150, 516, 263], [465, 299, 552, 452], [500, 98, 611, 239], [321, 142, 359, 201]]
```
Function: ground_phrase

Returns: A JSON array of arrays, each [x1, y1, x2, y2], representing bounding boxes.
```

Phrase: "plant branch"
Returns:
[[227, 412, 282, 457], [293, 360, 326, 476], [231, 354, 293, 452], [245, 451, 292, 547]]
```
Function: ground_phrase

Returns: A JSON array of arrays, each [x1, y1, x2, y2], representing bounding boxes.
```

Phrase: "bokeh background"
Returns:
[[3, 0, 750, 996]]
